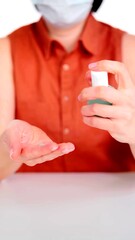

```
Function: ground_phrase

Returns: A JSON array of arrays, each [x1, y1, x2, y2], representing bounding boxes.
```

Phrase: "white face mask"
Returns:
[[32, 0, 94, 28]]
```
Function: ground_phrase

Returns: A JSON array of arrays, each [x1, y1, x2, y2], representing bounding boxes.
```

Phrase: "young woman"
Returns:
[[0, 0, 135, 179]]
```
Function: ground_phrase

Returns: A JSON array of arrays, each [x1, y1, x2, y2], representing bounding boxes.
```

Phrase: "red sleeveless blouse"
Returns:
[[9, 15, 135, 172]]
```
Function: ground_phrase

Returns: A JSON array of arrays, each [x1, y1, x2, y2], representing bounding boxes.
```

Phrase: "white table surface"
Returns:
[[0, 173, 135, 240]]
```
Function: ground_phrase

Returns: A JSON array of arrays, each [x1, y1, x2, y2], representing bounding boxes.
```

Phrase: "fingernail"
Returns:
[[68, 146, 75, 152], [78, 94, 82, 101], [10, 149, 14, 160], [61, 148, 70, 154], [61, 146, 75, 154], [38, 142, 58, 151], [78, 92, 87, 101], [9, 149, 20, 162], [88, 62, 97, 69]]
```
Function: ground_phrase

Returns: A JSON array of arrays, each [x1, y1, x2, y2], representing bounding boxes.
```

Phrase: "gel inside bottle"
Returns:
[[88, 71, 112, 106]]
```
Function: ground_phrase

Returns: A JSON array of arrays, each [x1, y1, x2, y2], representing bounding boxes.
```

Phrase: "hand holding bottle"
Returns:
[[78, 60, 135, 145]]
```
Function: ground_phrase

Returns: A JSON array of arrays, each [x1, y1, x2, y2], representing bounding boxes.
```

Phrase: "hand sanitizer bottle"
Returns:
[[88, 71, 112, 105]]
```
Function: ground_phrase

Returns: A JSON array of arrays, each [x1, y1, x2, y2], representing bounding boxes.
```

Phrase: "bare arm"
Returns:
[[0, 37, 75, 179], [122, 33, 135, 158], [0, 37, 22, 180]]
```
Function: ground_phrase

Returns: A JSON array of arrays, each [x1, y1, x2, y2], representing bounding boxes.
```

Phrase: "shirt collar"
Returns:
[[33, 14, 105, 59], [79, 14, 106, 56], [32, 18, 52, 59]]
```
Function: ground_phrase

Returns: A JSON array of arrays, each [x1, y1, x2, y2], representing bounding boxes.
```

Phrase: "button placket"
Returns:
[[60, 61, 72, 141]]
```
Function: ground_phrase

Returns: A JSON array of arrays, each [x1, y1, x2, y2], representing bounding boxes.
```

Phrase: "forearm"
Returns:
[[0, 137, 22, 180]]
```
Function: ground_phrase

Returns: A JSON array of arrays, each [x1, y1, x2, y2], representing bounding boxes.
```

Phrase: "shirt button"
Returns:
[[63, 128, 70, 135], [62, 64, 70, 71], [63, 96, 69, 102]]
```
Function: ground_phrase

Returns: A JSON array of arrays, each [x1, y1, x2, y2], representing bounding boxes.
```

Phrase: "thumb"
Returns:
[[88, 60, 134, 89], [1, 120, 33, 160]]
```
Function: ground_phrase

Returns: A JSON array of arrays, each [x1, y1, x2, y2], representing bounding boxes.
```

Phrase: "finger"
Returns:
[[81, 104, 131, 119], [1, 120, 58, 161], [83, 116, 113, 131], [1, 123, 23, 160], [25, 142, 75, 166], [2, 120, 39, 161], [20, 141, 58, 161], [88, 60, 134, 89], [78, 85, 126, 105]]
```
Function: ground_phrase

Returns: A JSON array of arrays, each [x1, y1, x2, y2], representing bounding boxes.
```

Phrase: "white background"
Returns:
[[95, 0, 135, 34], [1, 0, 135, 37]]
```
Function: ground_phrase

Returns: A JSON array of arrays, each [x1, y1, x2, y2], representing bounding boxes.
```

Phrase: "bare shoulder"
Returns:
[[0, 37, 12, 70], [122, 33, 135, 81], [0, 36, 13, 85]]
